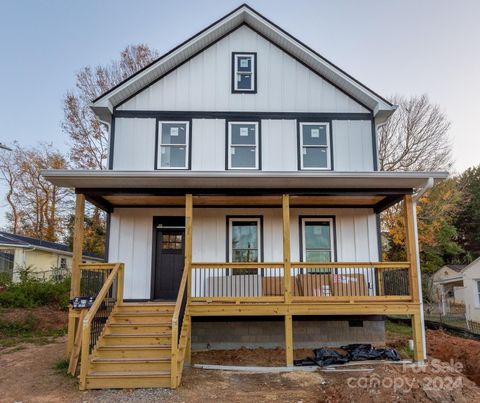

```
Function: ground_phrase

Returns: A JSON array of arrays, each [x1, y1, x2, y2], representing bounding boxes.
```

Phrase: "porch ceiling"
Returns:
[[102, 194, 385, 207]]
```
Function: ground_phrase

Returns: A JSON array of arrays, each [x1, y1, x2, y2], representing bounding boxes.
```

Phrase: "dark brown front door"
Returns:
[[153, 218, 185, 300]]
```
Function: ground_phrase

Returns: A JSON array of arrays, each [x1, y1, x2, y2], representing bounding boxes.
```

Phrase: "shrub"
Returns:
[[0, 277, 70, 309]]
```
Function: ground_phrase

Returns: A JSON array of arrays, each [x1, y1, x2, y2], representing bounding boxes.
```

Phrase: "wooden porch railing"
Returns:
[[78, 263, 124, 390], [189, 261, 412, 303], [171, 263, 191, 388]]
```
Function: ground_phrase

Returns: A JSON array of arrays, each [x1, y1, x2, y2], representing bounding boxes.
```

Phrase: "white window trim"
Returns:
[[301, 217, 335, 262], [233, 53, 256, 92], [228, 217, 262, 263], [299, 122, 331, 170], [227, 121, 259, 170], [157, 121, 190, 170]]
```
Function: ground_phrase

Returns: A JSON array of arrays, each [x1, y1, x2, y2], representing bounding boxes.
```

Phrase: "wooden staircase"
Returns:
[[84, 302, 175, 389]]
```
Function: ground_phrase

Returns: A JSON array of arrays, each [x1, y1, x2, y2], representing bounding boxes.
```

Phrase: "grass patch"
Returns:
[[0, 313, 66, 348], [385, 319, 412, 337]]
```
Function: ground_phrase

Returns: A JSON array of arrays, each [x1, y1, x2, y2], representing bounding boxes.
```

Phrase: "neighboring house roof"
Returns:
[[0, 231, 103, 260], [91, 4, 396, 123], [445, 264, 467, 273]]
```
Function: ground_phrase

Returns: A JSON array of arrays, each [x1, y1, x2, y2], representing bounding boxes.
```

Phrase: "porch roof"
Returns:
[[42, 170, 447, 213], [42, 170, 447, 190]]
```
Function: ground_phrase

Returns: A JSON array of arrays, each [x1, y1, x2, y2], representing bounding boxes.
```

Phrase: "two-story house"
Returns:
[[43, 4, 447, 390]]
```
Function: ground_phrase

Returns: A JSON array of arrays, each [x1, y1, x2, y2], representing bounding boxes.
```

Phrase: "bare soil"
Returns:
[[1, 337, 480, 403], [0, 306, 67, 331]]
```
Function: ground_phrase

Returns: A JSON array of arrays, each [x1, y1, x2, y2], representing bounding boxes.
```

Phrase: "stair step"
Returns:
[[115, 304, 175, 313], [95, 345, 171, 358], [99, 334, 171, 346], [107, 323, 171, 335], [90, 357, 171, 372], [85, 371, 171, 389], [111, 313, 172, 324]]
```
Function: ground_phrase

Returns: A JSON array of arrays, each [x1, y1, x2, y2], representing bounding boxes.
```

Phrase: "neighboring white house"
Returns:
[[0, 231, 103, 282], [432, 259, 480, 322]]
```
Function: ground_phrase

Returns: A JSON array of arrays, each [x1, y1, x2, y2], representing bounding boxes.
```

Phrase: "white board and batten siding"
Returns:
[[111, 24, 375, 172], [109, 208, 379, 300], [117, 26, 368, 114], [113, 118, 374, 171]]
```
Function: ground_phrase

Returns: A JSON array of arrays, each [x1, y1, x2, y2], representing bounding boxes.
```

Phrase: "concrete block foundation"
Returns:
[[191, 316, 385, 351]]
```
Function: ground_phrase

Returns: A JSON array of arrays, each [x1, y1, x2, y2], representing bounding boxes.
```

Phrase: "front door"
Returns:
[[153, 218, 185, 300]]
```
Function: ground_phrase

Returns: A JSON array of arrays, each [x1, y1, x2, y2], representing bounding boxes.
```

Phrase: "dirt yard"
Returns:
[[2, 333, 480, 403]]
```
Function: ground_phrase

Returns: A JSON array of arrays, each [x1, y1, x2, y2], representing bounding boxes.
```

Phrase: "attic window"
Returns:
[[232, 53, 256, 93]]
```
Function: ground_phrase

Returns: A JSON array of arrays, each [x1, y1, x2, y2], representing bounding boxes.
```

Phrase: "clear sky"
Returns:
[[0, 1, 478, 196]]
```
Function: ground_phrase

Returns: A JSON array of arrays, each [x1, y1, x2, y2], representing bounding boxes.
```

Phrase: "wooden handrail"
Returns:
[[291, 261, 411, 269], [191, 262, 284, 268], [79, 263, 123, 390], [79, 263, 119, 270], [171, 264, 190, 387]]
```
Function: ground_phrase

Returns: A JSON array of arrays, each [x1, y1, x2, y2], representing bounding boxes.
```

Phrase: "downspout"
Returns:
[[412, 177, 434, 362]]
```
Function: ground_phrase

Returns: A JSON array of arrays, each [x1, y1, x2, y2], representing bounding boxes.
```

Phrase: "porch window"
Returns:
[[227, 122, 259, 169], [232, 53, 256, 92], [228, 217, 261, 275], [301, 217, 335, 273], [156, 121, 189, 169], [299, 122, 331, 170]]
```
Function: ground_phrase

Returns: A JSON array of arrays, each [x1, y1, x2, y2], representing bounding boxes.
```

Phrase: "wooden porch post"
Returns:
[[282, 194, 294, 366], [404, 194, 426, 362], [66, 193, 85, 356], [185, 194, 193, 300], [185, 194, 193, 365]]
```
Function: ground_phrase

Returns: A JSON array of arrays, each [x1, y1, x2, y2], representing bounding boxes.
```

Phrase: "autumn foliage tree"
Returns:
[[378, 95, 462, 271], [0, 143, 71, 241], [61, 44, 159, 255], [62, 44, 159, 170]]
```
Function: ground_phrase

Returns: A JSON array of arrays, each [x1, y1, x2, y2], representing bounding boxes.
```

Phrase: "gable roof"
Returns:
[[91, 4, 396, 123], [0, 231, 103, 260], [445, 264, 467, 273]]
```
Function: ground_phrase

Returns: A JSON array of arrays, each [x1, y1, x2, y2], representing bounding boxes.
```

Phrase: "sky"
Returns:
[[0, 0, 479, 223]]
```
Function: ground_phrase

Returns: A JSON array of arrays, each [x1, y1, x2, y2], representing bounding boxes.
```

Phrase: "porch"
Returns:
[[65, 193, 423, 389], [37, 170, 446, 388]]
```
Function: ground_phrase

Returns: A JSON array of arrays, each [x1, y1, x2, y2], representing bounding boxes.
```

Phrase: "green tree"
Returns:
[[455, 166, 480, 261]]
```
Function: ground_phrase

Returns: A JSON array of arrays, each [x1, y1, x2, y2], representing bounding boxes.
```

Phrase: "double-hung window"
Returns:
[[301, 217, 335, 273], [228, 217, 262, 275], [156, 121, 189, 169], [232, 53, 256, 92], [299, 122, 331, 170], [227, 121, 259, 169]]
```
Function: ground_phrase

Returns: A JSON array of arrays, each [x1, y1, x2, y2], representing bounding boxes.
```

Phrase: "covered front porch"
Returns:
[[41, 170, 444, 388]]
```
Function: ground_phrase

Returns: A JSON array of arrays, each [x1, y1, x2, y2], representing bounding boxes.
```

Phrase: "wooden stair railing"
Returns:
[[78, 263, 124, 390], [171, 263, 190, 388]]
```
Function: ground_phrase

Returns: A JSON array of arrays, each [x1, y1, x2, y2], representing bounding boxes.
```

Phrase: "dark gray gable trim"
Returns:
[[114, 110, 372, 120], [231, 52, 257, 94]]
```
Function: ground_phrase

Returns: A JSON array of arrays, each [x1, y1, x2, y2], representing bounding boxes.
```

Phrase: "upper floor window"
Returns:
[[232, 53, 256, 93], [156, 121, 190, 169], [227, 121, 260, 169], [299, 122, 331, 170]]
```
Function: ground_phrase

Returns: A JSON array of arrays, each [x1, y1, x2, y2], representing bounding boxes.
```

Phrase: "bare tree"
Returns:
[[62, 44, 159, 169], [0, 143, 72, 241], [378, 94, 452, 171]]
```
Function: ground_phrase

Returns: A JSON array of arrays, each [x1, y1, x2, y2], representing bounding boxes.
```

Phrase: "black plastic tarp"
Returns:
[[294, 344, 401, 367]]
